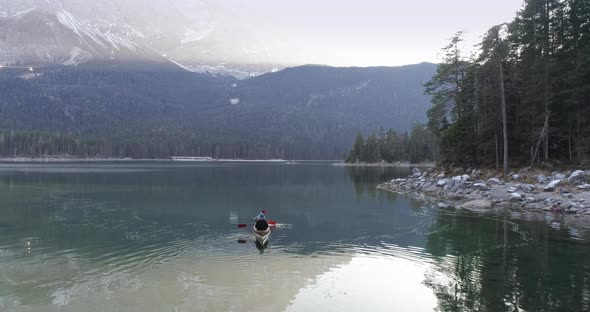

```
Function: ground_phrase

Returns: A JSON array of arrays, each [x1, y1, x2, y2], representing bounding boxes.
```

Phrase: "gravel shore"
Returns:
[[378, 167, 590, 217]]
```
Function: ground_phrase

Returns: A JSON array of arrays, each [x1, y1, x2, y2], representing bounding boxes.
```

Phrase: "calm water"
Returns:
[[0, 161, 589, 312]]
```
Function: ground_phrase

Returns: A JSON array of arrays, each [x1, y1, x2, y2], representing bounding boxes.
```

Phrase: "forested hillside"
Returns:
[[0, 63, 436, 159], [426, 0, 590, 170]]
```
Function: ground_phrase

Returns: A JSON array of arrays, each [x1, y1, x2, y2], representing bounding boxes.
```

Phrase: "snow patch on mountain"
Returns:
[[165, 58, 194, 72], [57, 10, 107, 50], [187, 64, 270, 80], [62, 47, 92, 66], [10, 7, 38, 18], [181, 27, 213, 45]]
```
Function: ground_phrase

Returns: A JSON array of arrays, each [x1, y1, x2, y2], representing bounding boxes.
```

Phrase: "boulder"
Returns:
[[437, 179, 449, 187], [518, 184, 536, 193], [461, 174, 471, 181], [471, 169, 482, 179], [512, 174, 521, 180], [507, 187, 518, 193], [447, 193, 466, 200], [509, 193, 523, 202], [544, 179, 561, 192], [537, 174, 547, 184], [473, 183, 489, 190], [553, 173, 566, 180], [411, 168, 422, 178], [437, 202, 449, 209], [436, 173, 445, 179], [568, 170, 586, 185], [447, 176, 467, 189], [461, 199, 492, 210], [578, 184, 590, 190], [487, 178, 502, 185]]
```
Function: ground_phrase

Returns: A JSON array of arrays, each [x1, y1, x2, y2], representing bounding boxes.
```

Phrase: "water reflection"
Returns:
[[0, 162, 589, 311], [424, 209, 590, 312], [344, 165, 410, 200]]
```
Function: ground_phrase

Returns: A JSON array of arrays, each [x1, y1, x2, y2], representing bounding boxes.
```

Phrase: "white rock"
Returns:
[[437, 179, 449, 187], [461, 174, 470, 181], [554, 173, 566, 180], [507, 187, 518, 193], [436, 174, 445, 179], [437, 202, 449, 209], [578, 184, 590, 190], [487, 178, 502, 185], [473, 183, 488, 190], [509, 193, 523, 202], [568, 170, 586, 185], [512, 174, 521, 180], [544, 179, 561, 192], [537, 174, 547, 184]]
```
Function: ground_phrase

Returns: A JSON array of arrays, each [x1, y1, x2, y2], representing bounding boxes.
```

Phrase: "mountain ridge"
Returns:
[[0, 62, 436, 159]]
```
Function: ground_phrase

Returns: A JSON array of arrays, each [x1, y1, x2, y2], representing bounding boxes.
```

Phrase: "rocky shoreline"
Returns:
[[378, 167, 590, 216], [333, 161, 435, 167]]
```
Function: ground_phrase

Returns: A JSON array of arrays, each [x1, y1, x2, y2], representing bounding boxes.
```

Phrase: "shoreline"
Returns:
[[333, 161, 435, 168], [0, 157, 326, 163], [377, 167, 590, 221]]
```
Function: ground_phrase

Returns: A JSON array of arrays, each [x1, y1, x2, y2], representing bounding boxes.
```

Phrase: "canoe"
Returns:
[[253, 226, 271, 245]]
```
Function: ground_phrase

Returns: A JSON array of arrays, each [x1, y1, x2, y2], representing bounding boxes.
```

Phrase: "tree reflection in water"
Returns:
[[424, 209, 590, 312], [345, 165, 410, 199]]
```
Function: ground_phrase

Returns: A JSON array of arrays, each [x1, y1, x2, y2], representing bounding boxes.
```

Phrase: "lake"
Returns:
[[0, 161, 589, 312]]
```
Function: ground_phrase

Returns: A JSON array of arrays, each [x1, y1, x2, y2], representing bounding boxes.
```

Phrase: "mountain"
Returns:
[[0, 63, 436, 159], [0, 9, 171, 67], [0, 1, 279, 78]]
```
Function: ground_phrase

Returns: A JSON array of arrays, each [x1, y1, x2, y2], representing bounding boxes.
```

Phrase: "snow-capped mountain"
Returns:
[[0, 8, 173, 67], [0, 0, 279, 77]]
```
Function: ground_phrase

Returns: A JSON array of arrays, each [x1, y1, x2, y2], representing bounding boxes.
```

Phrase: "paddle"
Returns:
[[237, 220, 277, 228]]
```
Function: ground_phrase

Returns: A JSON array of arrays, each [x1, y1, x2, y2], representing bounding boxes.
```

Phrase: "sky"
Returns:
[[214, 0, 525, 66], [1, 0, 526, 67]]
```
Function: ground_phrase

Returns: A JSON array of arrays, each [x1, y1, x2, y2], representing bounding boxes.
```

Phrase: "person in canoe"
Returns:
[[252, 210, 269, 230]]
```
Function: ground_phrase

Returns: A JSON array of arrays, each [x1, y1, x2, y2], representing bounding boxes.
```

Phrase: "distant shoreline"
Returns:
[[332, 162, 435, 168], [0, 157, 336, 163]]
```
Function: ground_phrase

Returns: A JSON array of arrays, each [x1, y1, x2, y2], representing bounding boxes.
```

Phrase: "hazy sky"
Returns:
[[216, 0, 524, 66]]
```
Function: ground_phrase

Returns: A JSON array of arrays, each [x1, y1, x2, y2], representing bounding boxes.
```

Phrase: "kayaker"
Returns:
[[252, 210, 266, 221], [253, 210, 269, 231]]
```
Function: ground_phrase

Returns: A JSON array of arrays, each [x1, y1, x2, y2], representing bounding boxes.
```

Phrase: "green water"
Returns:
[[0, 161, 588, 312]]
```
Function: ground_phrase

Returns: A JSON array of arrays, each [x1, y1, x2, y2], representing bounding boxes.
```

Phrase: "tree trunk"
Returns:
[[495, 131, 499, 170], [543, 0, 550, 160], [499, 61, 508, 175]]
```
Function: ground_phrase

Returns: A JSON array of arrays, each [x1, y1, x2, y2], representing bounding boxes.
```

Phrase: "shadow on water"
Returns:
[[423, 208, 590, 312], [344, 165, 410, 199]]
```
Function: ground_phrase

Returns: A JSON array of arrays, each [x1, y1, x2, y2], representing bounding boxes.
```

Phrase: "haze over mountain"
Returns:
[[0, 0, 282, 77], [0, 0, 523, 75]]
